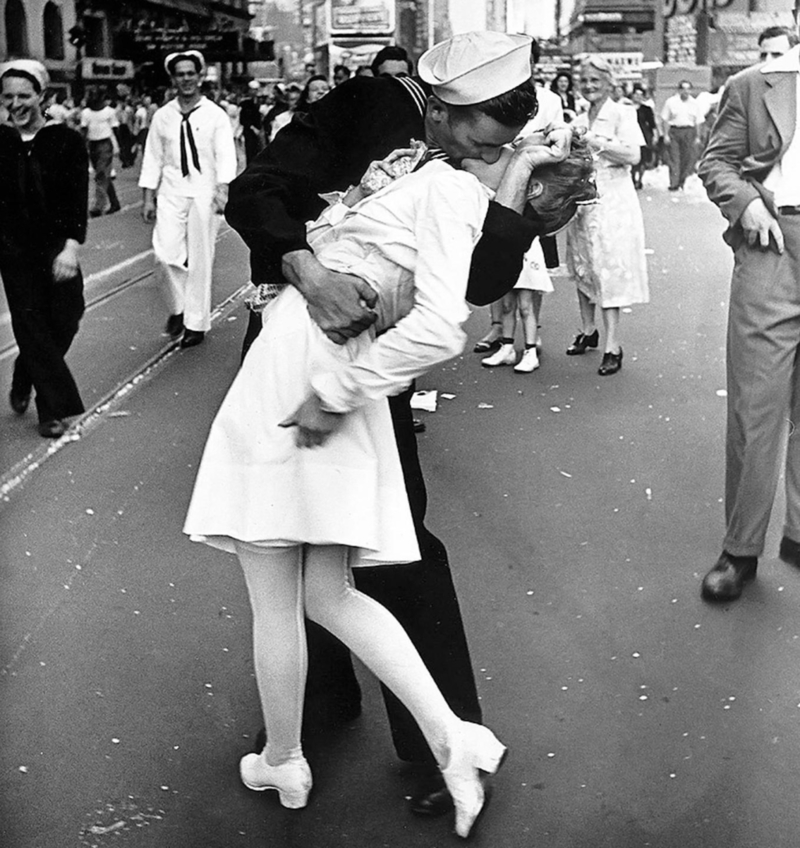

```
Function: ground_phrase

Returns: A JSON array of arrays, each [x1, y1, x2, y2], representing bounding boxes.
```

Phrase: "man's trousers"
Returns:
[[724, 213, 800, 556], [667, 126, 696, 189], [153, 194, 221, 332], [1, 252, 85, 424]]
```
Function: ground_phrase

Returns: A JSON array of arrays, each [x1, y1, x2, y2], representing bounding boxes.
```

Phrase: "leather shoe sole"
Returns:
[[779, 536, 800, 568], [701, 552, 757, 602]]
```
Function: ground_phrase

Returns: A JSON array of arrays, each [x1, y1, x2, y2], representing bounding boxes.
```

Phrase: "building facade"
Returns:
[[2, 0, 252, 91], [664, 0, 794, 84], [2, 0, 80, 86]]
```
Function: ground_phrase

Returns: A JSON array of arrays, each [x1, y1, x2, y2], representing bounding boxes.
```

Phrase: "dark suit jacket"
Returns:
[[698, 48, 798, 247]]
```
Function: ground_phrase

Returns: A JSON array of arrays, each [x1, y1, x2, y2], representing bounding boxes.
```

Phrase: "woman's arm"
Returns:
[[305, 172, 484, 417]]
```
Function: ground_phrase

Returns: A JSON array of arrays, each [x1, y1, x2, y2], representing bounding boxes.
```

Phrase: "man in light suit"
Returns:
[[697, 30, 800, 601]]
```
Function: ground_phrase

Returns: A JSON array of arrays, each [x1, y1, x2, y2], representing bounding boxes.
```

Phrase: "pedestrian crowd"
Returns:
[[3, 18, 800, 843]]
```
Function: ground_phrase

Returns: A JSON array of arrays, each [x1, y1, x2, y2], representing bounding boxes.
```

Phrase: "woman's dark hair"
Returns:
[[0, 69, 42, 94], [550, 71, 573, 93], [525, 133, 598, 235], [371, 45, 412, 77], [448, 78, 538, 128], [297, 74, 329, 111]]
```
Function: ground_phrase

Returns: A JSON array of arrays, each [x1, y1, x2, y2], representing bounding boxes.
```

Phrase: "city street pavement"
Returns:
[[3, 166, 800, 848]]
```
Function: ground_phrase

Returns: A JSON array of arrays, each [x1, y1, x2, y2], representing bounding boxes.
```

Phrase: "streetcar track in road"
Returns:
[[0, 224, 234, 362], [0, 281, 249, 503]]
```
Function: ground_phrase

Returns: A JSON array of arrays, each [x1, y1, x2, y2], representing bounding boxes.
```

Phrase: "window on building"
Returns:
[[44, 2, 65, 60], [5, 0, 29, 57]]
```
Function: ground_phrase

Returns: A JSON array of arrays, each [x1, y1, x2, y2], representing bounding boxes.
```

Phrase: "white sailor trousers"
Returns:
[[152, 192, 221, 332]]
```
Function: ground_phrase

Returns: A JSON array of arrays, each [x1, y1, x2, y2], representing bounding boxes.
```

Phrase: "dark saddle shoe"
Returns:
[[598, 348, 623, 376], [566, 329, 599, 355], [701, 552, 757, 602], [779, 536, 800, 568]]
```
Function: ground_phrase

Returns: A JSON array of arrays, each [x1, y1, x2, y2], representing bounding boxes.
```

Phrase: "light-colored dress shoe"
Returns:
[[481, 343, 517, 368], [441, 722, 507, 839], [239, 753, 312, 809]]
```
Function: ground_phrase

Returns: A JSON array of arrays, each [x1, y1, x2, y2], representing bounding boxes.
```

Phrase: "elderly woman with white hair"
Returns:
[[564, 55, 649, 375]]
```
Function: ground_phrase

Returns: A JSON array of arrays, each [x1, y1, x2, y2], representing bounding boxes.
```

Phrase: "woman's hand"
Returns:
[[52, 240, 80, 282], [279, 392, 344, 448]]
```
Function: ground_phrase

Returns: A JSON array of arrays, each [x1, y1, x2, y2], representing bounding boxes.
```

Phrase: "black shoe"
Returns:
[[106, 204, 121, 214], [89, 209, 103, 218], [37, 419, 68, 438], [598, 348, 623, 376], [165, 313, 184, 339], [701, 552, 758, 602], [566, 330, 599, 356], [9, 388, 31, 415], [180, 329, 205, 348], [779, 536, 800, 568], [408, 770, 453, 818], [413, 418, 426, 434]]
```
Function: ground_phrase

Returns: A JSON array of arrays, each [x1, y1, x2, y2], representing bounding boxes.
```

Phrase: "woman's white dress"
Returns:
[[183, 161, 489, 567], [566, 99, 650, 308]]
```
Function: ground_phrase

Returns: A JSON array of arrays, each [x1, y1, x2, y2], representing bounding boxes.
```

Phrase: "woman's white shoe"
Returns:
[[513, 348, 540, 373], [440, 722, 507, 839], [481, 343, 517, 368], [239, 753, 312, 809]]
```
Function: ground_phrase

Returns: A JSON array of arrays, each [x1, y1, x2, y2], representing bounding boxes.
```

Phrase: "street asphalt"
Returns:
[[2, 167, 800, 848]]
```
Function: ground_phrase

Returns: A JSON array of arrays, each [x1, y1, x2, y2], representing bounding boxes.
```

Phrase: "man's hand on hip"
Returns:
[[741, 198, 784, 253], [282, 250, 378, 345]]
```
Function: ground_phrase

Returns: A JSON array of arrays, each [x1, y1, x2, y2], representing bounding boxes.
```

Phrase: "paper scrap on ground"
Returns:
[[410, 390, 438, 412]]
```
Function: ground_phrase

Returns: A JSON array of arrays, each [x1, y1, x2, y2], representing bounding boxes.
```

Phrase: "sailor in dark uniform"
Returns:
[[226, 31, 572, 816]]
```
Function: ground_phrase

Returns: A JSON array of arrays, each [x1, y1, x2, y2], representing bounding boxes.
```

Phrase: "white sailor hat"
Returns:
[[164, 50, 206, 76], [418, 31, 532, 106], [0, 59, 49, 93]]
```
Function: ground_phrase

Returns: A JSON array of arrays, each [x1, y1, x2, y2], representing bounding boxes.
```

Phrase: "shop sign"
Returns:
[[81, 58, 135, 80], [581, 12, 623, 23], [131, 29, 240, 56], [330, 0, 394, 36]]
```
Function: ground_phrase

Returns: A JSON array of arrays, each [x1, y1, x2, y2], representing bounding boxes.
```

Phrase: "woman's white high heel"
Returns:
[[239, 752, 312, 809], [440, 722, 508, 839]]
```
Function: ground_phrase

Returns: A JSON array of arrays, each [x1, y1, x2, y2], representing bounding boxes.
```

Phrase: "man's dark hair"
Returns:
[[758, 25, 798, 46], [371, 45, 412, 76], [333, 64, 351, 78], [525, 133, 598, 235], [529, 36, 541, 66], [449, 79, 538, 128]]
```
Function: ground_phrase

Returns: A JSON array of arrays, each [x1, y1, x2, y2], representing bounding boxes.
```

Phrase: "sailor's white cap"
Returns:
[[418, 31, 532, 106]]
